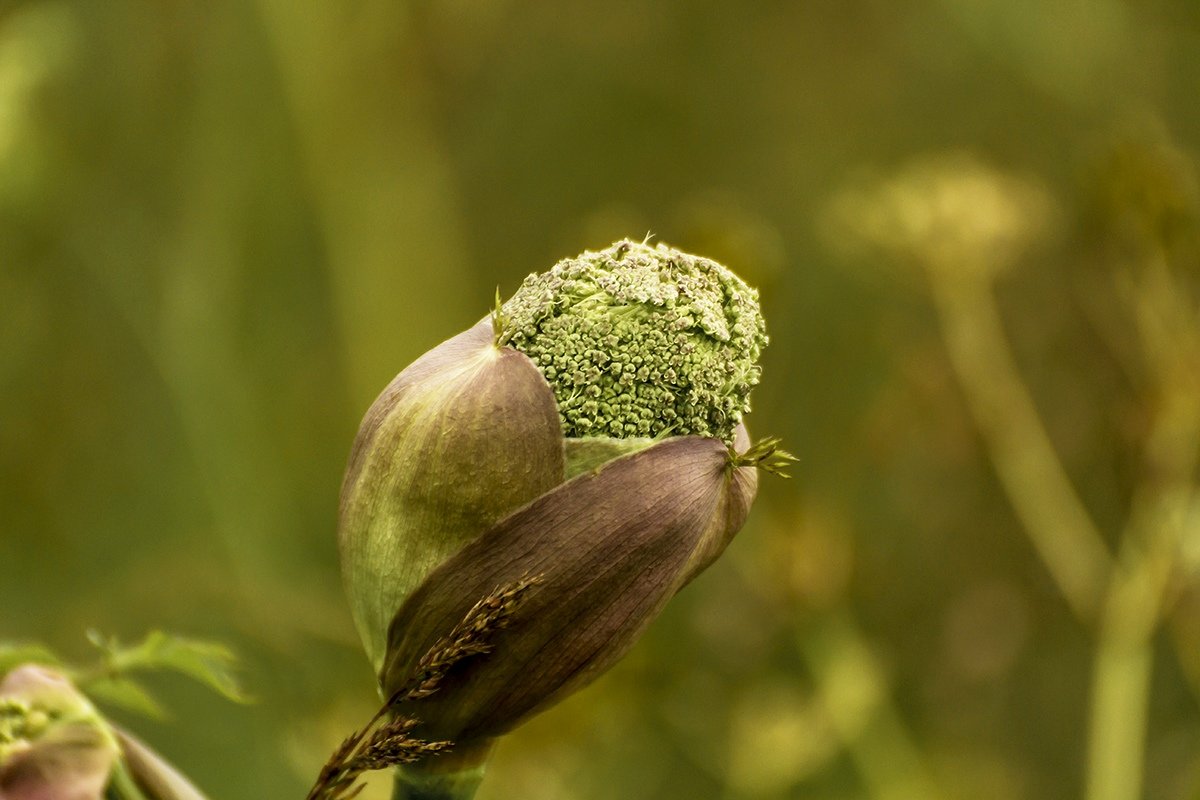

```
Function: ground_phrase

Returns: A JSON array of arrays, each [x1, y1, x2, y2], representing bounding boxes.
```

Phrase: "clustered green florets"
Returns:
[[501, 239, 767, 443], [0, 697, 52, 748]]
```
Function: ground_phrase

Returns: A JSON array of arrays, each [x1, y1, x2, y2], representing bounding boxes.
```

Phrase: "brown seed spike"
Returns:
[[398, 576, 543, 703]]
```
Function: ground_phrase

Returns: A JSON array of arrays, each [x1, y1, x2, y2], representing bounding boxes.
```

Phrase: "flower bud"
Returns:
[[501, 238, 766, 444], [338, 239, 776, 768], [0, 665, 118, 800]]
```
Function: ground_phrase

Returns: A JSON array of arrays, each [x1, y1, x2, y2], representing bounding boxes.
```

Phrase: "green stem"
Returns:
[[105, 760, 151, 800], [391, 742, 492, 800], [391, 765, 485, 800], [1085, 635, 1152, 800], [928, 269, 1111, 621]]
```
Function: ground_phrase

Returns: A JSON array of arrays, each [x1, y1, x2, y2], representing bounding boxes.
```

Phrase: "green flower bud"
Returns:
[[0, 665, 118, 800], [337, 240, 777, 791], [501, 238, 767, 444]]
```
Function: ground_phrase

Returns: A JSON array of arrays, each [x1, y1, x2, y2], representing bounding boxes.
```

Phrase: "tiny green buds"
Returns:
[[336, 240, 778, 796], [0, 660, 214, 800], [0, 665, 117, 800], [500, 239, 767, 442]]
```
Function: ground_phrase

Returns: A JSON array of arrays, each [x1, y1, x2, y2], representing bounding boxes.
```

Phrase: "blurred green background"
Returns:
[[3, 1, 1200, 798]]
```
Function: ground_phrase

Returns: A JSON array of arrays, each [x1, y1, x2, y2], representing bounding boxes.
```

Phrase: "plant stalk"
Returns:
[[927, 268, 1112, 621], [391, 743, 492, 800]]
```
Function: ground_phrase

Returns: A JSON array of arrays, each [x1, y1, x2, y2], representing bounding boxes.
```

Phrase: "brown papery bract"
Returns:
[[381, 433, 757, 746]]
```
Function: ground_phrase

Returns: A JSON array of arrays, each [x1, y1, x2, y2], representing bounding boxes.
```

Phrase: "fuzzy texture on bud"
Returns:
[[501, 239, 766, 442]]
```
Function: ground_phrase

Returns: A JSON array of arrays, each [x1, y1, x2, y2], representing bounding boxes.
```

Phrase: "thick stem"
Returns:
[[391, 769, 483, 800], [391, 742, 492, 800]]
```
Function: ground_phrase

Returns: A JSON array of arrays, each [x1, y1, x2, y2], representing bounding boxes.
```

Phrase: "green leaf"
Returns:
[[84, 676, 166, 719], [84, 630, 251, 705]]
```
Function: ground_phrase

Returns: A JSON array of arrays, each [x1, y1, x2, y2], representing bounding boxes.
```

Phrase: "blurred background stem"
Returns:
[[252, 0, 473, 410], [1086, 249, 1200, 800], [928, 249, 1200, 800], [927, 268, 1112, 621], [1085, 546, 1163, 800]]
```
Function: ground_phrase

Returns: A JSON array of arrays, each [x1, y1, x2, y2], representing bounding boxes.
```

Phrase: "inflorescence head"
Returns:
[[500, 239, 767, 443]]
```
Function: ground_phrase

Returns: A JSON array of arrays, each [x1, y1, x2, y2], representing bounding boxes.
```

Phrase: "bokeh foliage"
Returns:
[[2, 1, 1200, 798]]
